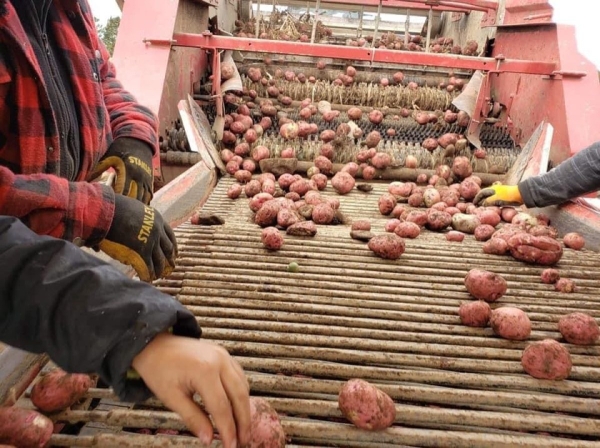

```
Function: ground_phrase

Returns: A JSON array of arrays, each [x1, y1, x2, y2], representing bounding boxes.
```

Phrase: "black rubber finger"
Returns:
[[163, 223, 178, 259], [152, 245, 166, 278]]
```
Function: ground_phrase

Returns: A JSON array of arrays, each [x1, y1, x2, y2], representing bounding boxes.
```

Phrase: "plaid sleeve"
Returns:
[[519, 141, 600, 208], [95, 40, 159, 155], [0, 166, 115, 246]]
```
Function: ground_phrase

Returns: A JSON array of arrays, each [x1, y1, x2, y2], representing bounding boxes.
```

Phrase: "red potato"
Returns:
[[227, 184, 243, 199], [445, 206, 460, 216], [347, 107, 362, 120], [338, 379, 395, 430], [341, 162, 360, 177], [252, 146, 270, 162], [311, 173, 328, 191], [438, 133, 458, 149], [226, 160, 240, 175], [304, 191, 322, 206], [459, 179, 480, 201], [563, 232, 585, 250], [555, 278, 576, 293], [378, 193, 398, 215], [558, 313, 600, 345], [255, 200, 280, 227], [507, 234, 563, 265], [490, 307, 532, 341], [365, 131, 382, 149], [474, 224, 496, 242], [352, 220, 371, 231], [312, 203, 335, 224], [385, 219, 402, 233], [314, 156, 333, 174], [368, 110, 384, 125], [391, 204, 407, 219], [477, 210, 501, 227], [422, 138, 438, 151], [541, 268, 560, 284], [280, 147, 295, 158], [368, 234, 406, 260], [221, 149, 234, 163], [431, 202, 447, 212], [436, 165, 452, 180], [277, 208, 301, 228], [404, 156, 418, 169], [245, 180, 263, 199], [234, 170, 252, 183], [261, 227, 284, 250], [423, 188, 441, 207], [289, 179, 312, 197], [452, 156, 473, 179], [320, 130, 336, 143], [482, 238, 509, 255], [332, 172, 356, 195], [529, 225, 559, 239], [426, 210, 452, 231], [405, 210, 429, 227], [371, 153, 392, 170], [459, 301, 492, 327], [416, 173, 428, 184], [31, 369, 93, 413], [234, 143, 250, 157], [285, 192, 301, 202], [408, 192, 423, 207], [446, 231, 465, 242], [464, 269, 507, 302], [248, 397, 286, 448], [242, 159, 256, 173], [0, 407, 53, 448], [278, 173, 296, 190], [394, 222, 421, 239], [441, 190, 460, 207], [501, 207, 518, 223], [521, 340, 572, 380], [262, 179, 276, 195], [388, 182, 406, 196]]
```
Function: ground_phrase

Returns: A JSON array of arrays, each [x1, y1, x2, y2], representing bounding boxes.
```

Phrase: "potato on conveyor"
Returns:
[[490, 307, 531, 341], [338, 379, 396, 430], [248, 397, 286, 448], [521, 339, 572, 380], [459, 300, 491, 327], [368, 234, 405, 260], [558, 313, 599, 345], [0, 407, 53, 448], [30, 368, 93, 413], [464, 269, 507, 302]]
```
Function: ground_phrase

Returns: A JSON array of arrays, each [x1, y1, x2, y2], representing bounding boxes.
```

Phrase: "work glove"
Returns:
[[474, 184, 523, 207], [92, 137, 155, 205], [99, 195, 177, 282]]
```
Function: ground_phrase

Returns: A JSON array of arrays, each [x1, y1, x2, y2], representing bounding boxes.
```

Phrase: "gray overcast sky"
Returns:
[[88, 0, 599, 68]]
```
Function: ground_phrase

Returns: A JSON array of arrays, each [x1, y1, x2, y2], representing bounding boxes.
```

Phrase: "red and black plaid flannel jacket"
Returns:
[[0, 0, 159, 246]]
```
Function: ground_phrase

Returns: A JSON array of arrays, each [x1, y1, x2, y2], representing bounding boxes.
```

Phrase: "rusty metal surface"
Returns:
[[16, 176, 599, 447]]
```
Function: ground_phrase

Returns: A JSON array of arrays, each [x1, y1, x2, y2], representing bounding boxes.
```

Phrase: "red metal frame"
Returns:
[[169, 33, 558, 75], [310, 0, 488, 13]]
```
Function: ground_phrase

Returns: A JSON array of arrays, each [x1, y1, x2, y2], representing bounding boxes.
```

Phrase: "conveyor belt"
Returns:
[[21, 177, 600, 447]]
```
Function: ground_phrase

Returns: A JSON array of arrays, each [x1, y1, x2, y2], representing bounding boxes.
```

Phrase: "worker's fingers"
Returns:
[[229, 358, 249, 392], [152, 245, 166, 279], [193, 374, 238, 448], [160, 389, 214, 445], [473, 188, 496, 206], [222, 358, 251, 446]]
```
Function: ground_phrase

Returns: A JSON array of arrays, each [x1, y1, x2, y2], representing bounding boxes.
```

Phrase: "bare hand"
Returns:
[[132, 333, 250, 448]]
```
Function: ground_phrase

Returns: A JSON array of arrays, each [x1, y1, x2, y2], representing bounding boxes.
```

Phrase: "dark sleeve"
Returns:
[[0, 216, 200, 403], [519, 141, 600, 208]]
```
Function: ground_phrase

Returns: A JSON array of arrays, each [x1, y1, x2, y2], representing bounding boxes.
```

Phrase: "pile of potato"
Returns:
[[460, 268, 599, 381], [0, 368, 94, 447]]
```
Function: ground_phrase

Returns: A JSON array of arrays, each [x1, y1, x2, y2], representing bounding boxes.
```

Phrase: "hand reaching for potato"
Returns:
[[473, 184, 523, 207], [132, 334, 251, 448]]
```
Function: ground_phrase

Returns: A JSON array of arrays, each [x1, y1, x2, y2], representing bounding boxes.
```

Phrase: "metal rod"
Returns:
[[425, 7, 433, 52], [310, 0, 321, 43], [404, 9, 410, 45], [255, 0, 261, 38], [371, 0, 383, 47], [357, 6, 364, 37], [172, 34, 558, 75]]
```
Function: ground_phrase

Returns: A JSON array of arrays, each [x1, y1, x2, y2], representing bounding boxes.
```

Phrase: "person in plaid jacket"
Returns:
[[0, 0, 174, 282]]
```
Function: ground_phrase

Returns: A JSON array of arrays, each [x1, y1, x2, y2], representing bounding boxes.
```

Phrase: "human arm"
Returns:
[[475, 141, 600, 208], [0, 215, 249, 447], [518, 141, 600, 208]]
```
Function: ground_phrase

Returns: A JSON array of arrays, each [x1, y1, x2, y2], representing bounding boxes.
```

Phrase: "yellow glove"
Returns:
[[473, 184, 523, 207]]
